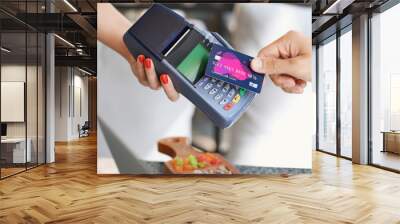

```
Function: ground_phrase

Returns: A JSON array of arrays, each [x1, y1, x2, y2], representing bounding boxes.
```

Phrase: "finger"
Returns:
[[160, 74, 179, 101], [144, 58, 161, 90], [251, 56, 310, 81], [269, 74, 281, 86], [292, 85, 305, 94], [270, 74, 296, 88], [257, 30, 311, 59], [257, 40, 281, 58], [295, 79, 307, 88], [281, 84, 304, 94], [256, 31, 297, 58], [133, 55, 149, 87]]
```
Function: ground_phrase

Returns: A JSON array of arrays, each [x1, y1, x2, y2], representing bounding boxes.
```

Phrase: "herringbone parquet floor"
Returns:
[[1, 135, 400, 224]]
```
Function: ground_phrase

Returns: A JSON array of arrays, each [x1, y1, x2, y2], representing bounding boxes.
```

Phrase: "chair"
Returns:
[[79, 121, 90, 138]]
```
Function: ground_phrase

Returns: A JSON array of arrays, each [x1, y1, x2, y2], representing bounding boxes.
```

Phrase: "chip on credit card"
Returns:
[[205, 45, 264, 93]]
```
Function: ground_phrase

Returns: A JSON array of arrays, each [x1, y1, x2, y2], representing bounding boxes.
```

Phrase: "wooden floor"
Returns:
[[373, 150, 400, 171], [1, 167, 26, 178], [1, 135, 400, 224]]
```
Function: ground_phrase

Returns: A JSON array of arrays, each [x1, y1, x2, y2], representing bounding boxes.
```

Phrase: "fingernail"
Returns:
[[251, 57, 263, 71], [137, 55, 145, 63], [160, 74, 169, 85], [144, 58, 152, 69]]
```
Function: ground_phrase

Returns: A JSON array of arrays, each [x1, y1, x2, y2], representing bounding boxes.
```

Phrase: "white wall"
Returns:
[[1, 65, 38, 138], [1, 63, 46, 164], [1, 82, 25, 122], [97, 42, 194, 174], [55, 67, 69, 141], [226, 4, 312, 168], [55, 67, 89, 141], [71, 73, 89, 138], [1, 65, 26, 129], [77, 74, 89, 126]]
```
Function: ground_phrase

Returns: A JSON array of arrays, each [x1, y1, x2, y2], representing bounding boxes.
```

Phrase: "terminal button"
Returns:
[[239, 88, 246, 96], [214, 93, 224, 101], [222, 84, 230, 93], [227, 89, 236, 98], [232, 94, 241, 104], [223, 102, 233, 111], [219, 98, 229, 105], [209, 88, 218, 95], [196, 77, 208, 87], [204, 83, 213, 90]]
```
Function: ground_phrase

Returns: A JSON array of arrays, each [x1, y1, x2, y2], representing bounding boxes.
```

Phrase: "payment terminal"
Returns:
[[123, 4, 256, 128]]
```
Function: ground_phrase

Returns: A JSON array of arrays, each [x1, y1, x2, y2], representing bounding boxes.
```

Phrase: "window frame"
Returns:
[[0, 0, 47, 180], [368, 0, 400, 173], [315, 24, 352, 160]]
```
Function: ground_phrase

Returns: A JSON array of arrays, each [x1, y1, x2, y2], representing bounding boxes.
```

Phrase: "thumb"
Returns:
[[251, 56, 310, 81]]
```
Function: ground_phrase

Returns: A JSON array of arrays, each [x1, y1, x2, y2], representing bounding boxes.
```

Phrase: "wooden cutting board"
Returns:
[[158, 137, 240, 174]]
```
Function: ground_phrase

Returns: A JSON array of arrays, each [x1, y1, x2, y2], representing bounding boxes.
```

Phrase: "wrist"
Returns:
[[120, 33, 134, 62], [119, 20, 134, 62]]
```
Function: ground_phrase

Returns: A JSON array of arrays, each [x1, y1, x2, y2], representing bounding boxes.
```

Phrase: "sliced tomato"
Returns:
[[183, 164, 193, 171], [197, 154, 208, 163], [173, 164, 183, 172], [183, 158, 190, 166]]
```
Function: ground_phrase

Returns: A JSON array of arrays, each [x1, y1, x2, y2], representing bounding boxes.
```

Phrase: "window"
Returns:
[[0, 1, 47, 179], [317, 37, 337, 154], [1, 30, 28, 178], [371, 3, 400, 171], [339, 28, 352, 158], [390, 74, 400, 130]]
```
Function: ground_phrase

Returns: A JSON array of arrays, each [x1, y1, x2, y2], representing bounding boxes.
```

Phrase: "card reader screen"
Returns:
[[176, 43, 209, 83]]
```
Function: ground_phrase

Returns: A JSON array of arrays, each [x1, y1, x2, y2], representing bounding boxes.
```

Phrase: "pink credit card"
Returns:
[[205, 44, 264, 93]]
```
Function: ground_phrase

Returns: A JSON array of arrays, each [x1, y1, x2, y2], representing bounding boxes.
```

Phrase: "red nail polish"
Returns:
[[137, 55, 145, 63], [160, 74, 169, 85], [144, 58, 151, 69]]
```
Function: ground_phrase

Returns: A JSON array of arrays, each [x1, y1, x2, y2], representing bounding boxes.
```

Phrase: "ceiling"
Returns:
[[0, 0, 97, 74], [0, 0, 396, 74], [311, 0, 393, 43]]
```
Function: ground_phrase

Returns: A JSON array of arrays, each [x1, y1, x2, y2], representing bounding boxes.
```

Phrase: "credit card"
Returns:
[[205, 45, 264, 93]]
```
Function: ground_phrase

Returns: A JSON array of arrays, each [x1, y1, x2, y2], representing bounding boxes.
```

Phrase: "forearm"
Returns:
[[97, 3, 133, 61]]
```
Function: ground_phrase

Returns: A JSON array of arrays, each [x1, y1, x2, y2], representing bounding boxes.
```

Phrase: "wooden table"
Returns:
[[1, 138, 31, 165], [381, 131, 400, 154]]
